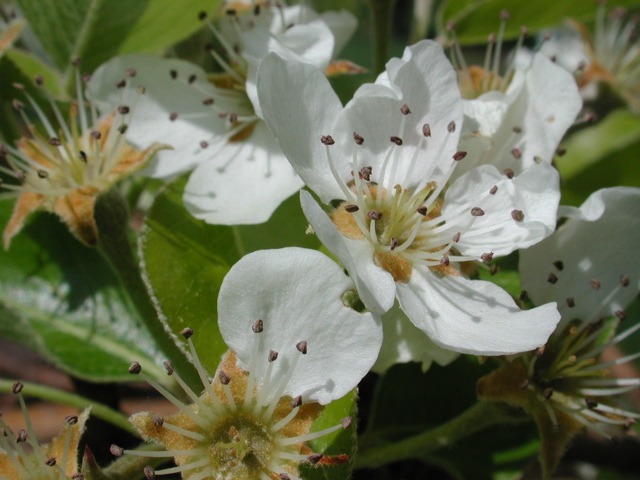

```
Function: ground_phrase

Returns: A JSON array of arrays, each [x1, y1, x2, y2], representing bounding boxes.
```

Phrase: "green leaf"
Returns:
[[140, 175, 317, 373], [5, 49, 64, 97], [15, 0, 222, 76], [301, 390, 358, 480], [558, 110, 640, 180], [438, 0, 640, 45], [0, 199, 165, 383]]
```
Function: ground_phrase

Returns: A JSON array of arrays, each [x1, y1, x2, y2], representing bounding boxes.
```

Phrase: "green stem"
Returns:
[[94, 189, 200, 391], [410, 0, 434, 44], [355, 401, 527, 469], [0, 379, 136, 437], [62, 0, 101, 93], [367, 0, 397, 74]]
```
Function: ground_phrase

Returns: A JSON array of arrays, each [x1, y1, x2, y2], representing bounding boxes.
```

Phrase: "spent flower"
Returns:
[[0, 70, 166, 249], [0, 382, 89, 480], [118, 248, 381, 479], [88, 3, 357, 225], [257, 40, 562, 363]]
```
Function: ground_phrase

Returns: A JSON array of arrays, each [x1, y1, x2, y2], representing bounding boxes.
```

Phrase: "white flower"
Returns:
[[257, 40, 562, 361], [520, 187, 640, 326], [446, 15, 582, 177], [87, 4, 356, 225], [118, 247, 382, 480]]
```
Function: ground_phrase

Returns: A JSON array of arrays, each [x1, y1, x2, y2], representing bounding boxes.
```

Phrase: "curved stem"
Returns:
[[367, 0, 397, 74], [355, 400, 528, 469], [94, 189, 200, 391], [0, 378, 137, 437]]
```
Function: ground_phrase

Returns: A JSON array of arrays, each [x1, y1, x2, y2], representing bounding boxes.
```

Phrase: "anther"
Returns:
[[556, 147, 566, 156], [543, 387, 553, 399], [91, 131, 102, 140], [82, 73, 92, 83], [511, 148, 521, 159], [615, 310, 626, 321], [252, 319, 264, 333], [34, 75, 44, 86], [180, 328, 194, 339], [321, 135, 335, 145], [620, 275, 630, 287], [12, 82, 24, 91], [117, 124, 128, 134], [520, 290, 528, 301], [503, 168, 514, 179], [219, 371, 231, 385], [254, 5, 261, 15], [198, 11, 207, 20], [128, 362, 142, 374], [440, 255, 450, 266], [110, 445, 124, 457], [511, 210, 524, 222], [547, 273, 558, 284], [202, 97, 214, 106], [124, 67, 136, 77], [48, 137, 62, 146], [308, 454, 323, 465], [187, 74, 197, 84], [341, 416, 353, 429], [453, 151, 467, 161], [229, 113, 238, 124], [12, 382, 23, 394], [359, 166, 372, 181], [584, 113, 597, 124], [291, 395, 302, 408], [117, 105, 130, 115], [45, 458, 57, 467], [447, 121, 456, 132], [481, 252, 494, 262], [590, 279, 601, 290], [65, 415, 78, 425], [115, 79, 126, 89], [519, 379, 529, 389], [37, 170, 49, 179], [169, 70, 178, 79], [353, 132, 364, 145], [12, 99, 24, 110], [422, 123, 431, 137], [268, 350, 279, 362], [390, 237, 399, 251], [400, 104, 411, 115], [279, 474, 291, 480], [144, 466, 156, 480], [79, 150, 88, 162], [200, 140, 209, 149], [367, 210, 383, 220], [501, 9, 510, 20], [344, 204, 359, 213], [553, 260, 564, 271], [512, 126, 522, 133], [163, 361, 174, 375], [169, 112, 178, 121], [390, 136, 403, 146], [489, 185, 498, 195], [470, 207, 485, 217], [296, 341, 308, 354], [452, 232, 461, 242], [417, 206, 428, 216], [152, 414, 164, 426], [72, 475, 84, 480], [71, 57, 82, 67], [566, 297, 575, 308], [16, 430, 27, 442]]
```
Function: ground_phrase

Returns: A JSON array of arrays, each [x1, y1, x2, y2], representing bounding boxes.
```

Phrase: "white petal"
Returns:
[[336, 40, 463, 190], [442, 163, 559, 256], [300, 190, 396, 314], [396, 268, 561, 355], [257, 53, 346, 202], [88, 54, 250, 178], [520, 187, 640, 322], [373, 302, 459, 373], [320, 10, 358, 57], [218, 247, 382, 405], [183, 122, 303, 224]]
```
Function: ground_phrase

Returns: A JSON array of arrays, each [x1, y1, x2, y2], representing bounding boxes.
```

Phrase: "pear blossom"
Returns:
[[447, 13, 582, 177], [257, 40, 562, 361], [0, 72, 166, 249], [87, 3, 357, 225], [480, 187, 640, 476], [117, 248, 381, 479], [0, 382, 90, 480]]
